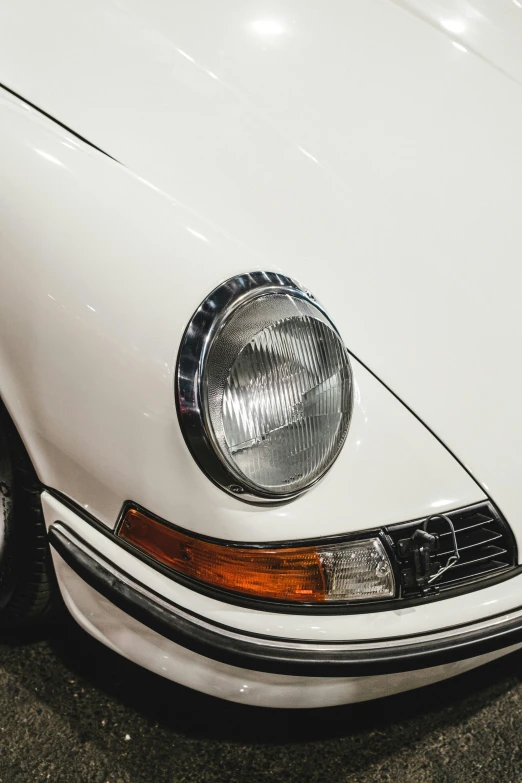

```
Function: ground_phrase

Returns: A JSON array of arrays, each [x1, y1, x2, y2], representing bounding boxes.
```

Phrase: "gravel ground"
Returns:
[[0, 614, 521, 783]]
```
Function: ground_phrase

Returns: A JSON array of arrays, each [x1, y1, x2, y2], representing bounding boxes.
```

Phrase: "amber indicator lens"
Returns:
[[118, 508, 395, 603]]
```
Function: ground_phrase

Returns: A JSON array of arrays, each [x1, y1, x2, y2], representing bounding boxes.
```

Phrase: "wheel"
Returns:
[[0, 403, 58, 626]]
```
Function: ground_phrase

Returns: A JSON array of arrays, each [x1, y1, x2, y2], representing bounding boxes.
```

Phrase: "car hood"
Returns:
[[1, 0, 522, 523]]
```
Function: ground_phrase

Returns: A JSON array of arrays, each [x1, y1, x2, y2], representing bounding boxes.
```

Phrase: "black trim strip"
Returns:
[[49, 523, 522, 677], [348, 347, 511, 526], [0, 82, 118, 162]]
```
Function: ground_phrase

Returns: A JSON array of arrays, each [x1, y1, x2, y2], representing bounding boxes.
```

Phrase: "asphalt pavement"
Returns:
[[0, 612, 521, 783]]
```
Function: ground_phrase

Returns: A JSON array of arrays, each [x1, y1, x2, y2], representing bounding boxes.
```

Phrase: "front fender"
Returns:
[[0, 87, 483, 542]]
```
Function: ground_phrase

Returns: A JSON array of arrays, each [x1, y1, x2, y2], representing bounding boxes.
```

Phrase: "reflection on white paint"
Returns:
[[251, 19, 285, 36], [35, 149, 64, 167], [177, 48, 195, 63], [186, 226, 209, 243], [298, 146, 319, 164], [430, 498, 454, 508], [176, 46, 222, 84], [86, 304, 96, 312], [441, 18, 466, 35], [133, 173, 176, 202], [452, 41, 468, 53]]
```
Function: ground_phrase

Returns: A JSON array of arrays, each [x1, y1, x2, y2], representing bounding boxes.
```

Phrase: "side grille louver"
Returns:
[[386, 503, 517, 598]]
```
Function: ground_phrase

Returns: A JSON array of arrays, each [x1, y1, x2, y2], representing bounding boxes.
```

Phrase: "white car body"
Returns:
[[1, 0, 522, 707]]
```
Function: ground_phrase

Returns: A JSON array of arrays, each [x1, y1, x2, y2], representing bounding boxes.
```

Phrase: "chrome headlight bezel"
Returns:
[[176, 271, 353, 503]]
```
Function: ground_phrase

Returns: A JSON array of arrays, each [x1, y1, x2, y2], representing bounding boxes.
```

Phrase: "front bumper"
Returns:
[[49, 520, 522, 680]]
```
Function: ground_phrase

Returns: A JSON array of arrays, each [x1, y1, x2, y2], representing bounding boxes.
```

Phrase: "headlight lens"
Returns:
[[208, 297, 351, 494], [177, 273, 353, 501]]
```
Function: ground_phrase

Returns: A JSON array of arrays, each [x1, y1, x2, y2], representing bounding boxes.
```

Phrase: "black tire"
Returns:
[[0, 403, 59, 626]]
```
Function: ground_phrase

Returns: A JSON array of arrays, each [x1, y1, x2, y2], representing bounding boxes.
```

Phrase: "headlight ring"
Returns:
[[176, 272, 353, 503]]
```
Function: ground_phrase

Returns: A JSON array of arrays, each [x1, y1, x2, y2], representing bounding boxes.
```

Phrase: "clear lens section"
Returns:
[[319, 538, 395, 601], [219, 311, 352, 494]]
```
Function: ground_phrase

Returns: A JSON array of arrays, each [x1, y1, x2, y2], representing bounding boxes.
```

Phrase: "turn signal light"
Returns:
[[118, 508, 395, 603]]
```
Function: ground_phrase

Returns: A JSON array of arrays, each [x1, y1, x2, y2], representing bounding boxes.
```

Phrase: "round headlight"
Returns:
[[177, 272, 353, 502]]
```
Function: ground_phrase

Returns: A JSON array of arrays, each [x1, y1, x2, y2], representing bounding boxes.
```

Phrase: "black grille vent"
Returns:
[[386, 503, 517, 598]]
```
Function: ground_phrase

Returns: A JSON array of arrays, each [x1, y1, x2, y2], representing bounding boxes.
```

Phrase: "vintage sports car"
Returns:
[[1, 0, 522, 708]]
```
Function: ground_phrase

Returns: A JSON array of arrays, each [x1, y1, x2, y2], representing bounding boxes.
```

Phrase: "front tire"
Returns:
[[0, 404, 58, 626]]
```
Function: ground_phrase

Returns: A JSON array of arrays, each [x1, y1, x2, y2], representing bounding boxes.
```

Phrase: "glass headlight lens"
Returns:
[[177, 273, 353, 501], [213, 307, 351, 494]]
